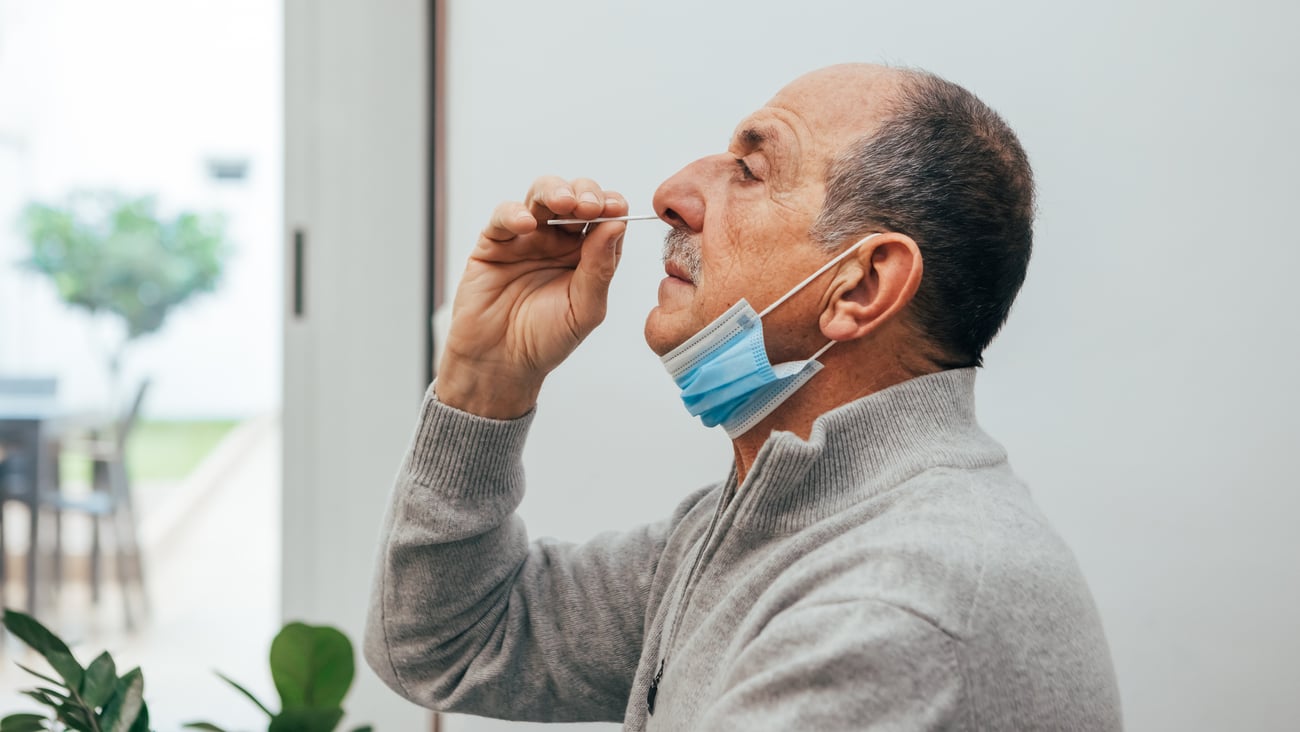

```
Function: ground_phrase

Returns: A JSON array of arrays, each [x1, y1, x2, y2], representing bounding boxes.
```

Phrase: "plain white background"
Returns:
[[287, 1, 1300, 731]]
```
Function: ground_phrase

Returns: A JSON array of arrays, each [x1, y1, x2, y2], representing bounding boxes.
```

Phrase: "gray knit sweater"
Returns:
[[365, 368, 1122, 730]]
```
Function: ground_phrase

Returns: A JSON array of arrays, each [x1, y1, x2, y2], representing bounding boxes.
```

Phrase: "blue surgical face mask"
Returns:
[[660, 234, 878, 438]]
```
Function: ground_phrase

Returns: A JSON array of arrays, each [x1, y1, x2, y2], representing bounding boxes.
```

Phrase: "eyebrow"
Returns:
[[737, 127, 768, 152]]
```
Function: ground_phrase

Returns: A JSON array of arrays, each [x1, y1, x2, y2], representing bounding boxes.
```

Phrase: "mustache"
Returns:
[[662, 228, 702, 283]]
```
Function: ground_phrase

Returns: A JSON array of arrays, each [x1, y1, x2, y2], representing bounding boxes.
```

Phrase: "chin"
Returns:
[[643, 306, 689, 357]]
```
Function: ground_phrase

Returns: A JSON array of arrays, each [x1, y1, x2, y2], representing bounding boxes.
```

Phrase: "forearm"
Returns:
[[365, 384, 535, 709], [364, 385, 669, 721]]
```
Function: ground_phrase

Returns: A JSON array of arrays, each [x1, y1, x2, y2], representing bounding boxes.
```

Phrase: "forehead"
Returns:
[[730, 66, 900, 160]]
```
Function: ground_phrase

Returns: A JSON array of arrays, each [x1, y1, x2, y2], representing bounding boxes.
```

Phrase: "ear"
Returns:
[[819, 232, 923, 342]]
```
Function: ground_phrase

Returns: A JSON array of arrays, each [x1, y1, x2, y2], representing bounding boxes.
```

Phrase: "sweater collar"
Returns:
[[729, 368, 1006, 534]]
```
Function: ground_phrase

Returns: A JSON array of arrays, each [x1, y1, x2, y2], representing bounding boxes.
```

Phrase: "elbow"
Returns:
[[363, 590, 463, 711], [363, 593, 408, 698]]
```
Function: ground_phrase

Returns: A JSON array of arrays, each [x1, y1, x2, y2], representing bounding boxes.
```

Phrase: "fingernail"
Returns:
[[515, 210, 533, 222], [579, 191, 599, 204], [557, 187, 575, 199]]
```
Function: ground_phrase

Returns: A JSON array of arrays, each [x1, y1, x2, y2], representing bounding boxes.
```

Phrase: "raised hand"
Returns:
[[435, 176, 629, 418]]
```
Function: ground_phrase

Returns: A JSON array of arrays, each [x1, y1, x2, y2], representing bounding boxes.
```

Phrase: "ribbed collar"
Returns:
[[730, 368, 1007, 534]]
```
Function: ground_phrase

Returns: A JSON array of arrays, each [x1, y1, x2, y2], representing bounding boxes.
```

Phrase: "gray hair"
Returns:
[[811, 69, 1035, 368]]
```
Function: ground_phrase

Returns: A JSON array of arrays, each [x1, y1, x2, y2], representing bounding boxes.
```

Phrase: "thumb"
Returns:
[[569, 220, 626, 331]]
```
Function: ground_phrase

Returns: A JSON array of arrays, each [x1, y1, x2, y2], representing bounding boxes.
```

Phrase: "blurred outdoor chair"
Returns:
[[0, 377, 148, 630], [0, 442, 19, 606], [47, 379, 151, 630], [0, 375, 61, 614]]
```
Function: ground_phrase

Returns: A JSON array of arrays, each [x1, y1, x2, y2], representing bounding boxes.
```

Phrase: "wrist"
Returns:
[[433, 358, 542, 420]]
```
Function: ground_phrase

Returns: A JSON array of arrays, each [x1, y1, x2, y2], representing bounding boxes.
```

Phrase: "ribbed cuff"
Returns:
[[401, 381, 536, 498]]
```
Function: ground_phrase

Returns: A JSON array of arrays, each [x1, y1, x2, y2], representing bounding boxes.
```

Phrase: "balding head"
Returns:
[[767, 63, 910, 138]]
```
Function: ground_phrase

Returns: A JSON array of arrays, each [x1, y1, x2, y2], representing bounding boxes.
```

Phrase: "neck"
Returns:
[[730, 347, 939, 484]]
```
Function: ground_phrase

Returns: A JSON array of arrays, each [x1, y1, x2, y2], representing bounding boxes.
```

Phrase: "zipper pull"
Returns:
[[647, 658, 665, 715]]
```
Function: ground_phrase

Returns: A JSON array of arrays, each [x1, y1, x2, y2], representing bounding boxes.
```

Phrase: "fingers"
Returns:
[[568, 219, 627, 331], [600, 190, 630, 219], [524, 175, 577, 221], [481, 200, 537, 242], [524, 176, 630, 228], [481, 176, 629, 248]]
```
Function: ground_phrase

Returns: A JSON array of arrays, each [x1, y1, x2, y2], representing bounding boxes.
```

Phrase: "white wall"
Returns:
[[441, 1, 1300, 730]]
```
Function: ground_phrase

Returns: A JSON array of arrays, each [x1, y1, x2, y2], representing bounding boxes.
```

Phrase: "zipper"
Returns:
[[647, 478, 739, 715]]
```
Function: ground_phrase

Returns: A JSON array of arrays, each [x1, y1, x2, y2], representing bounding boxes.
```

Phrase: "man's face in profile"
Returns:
[[643, 65, 897, 362]]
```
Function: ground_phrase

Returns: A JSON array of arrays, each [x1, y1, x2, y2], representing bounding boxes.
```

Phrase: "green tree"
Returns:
[[20, 192, 229, 385]]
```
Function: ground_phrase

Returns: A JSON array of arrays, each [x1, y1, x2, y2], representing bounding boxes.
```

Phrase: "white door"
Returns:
[[282, 1, 432, 728]]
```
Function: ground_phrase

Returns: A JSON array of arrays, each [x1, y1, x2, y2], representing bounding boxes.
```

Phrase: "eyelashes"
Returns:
[[735, 158, 757, 181]]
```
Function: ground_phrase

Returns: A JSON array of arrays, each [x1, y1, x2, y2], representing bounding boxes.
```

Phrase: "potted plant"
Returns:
[[1, 609, 372, 732]]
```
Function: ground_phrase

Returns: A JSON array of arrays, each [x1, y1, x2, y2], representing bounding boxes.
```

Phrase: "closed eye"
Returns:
[[735, 158, 757, 181]]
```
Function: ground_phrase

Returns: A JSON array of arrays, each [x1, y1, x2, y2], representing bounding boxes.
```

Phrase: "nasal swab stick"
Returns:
[[547, 214, 660, 225]]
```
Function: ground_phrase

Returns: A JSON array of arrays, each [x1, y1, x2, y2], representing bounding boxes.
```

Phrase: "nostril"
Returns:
[[662, 207, 685, 227]]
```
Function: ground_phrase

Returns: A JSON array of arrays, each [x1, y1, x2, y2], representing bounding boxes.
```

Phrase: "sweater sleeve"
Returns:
[[697, 599, 966, 731], [364, 386, 702, 722]]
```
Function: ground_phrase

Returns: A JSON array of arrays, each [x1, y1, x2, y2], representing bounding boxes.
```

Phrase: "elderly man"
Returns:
[[365, 64, 1122, 730]]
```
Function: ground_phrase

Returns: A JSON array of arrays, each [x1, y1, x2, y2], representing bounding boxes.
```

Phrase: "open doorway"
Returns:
[[0, 1, 281, 727]]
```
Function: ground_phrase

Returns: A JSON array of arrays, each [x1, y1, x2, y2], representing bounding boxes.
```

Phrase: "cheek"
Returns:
[[701, 209, 761, 293]]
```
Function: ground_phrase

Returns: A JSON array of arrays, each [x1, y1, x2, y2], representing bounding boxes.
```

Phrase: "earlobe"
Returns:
[[819, 233, 923, 343]]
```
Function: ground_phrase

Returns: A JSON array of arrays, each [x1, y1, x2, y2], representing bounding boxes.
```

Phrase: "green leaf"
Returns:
[[99, 668, 144, 732], [53, 703, 93, 732], [2, 611, 84, 689], [270, 623, 354, 709], [0, 713, 49, 732], [215, 670, 274, 717], [18, 690, 62, 712], [182, 724, 229, 731], [46, 652, 85, 692], [34, 688, 69, 704], [268, 707, 344, 732], [3, 610, 70, 656], [81, 651, 117, 708], [14, 663, 63, 688], [126, 701, 149, 732]]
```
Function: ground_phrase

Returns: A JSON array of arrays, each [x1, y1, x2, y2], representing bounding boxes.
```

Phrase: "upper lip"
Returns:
[[665, 261, 693, 283]]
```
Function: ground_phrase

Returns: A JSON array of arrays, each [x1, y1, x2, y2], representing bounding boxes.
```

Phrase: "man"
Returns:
[[365, 63, 1122, 730]]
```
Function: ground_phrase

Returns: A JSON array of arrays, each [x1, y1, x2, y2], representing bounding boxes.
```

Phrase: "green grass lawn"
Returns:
[[60, 419, 240, 484]]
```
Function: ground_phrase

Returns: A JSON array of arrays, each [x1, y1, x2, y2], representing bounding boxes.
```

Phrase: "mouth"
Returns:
[[664, 261, 694, 284]]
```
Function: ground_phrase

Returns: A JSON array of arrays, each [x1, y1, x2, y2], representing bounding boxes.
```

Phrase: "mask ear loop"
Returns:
[[757, 234, 881, 362], [757, 234, 880, 318], [810, 339, 838, 361]]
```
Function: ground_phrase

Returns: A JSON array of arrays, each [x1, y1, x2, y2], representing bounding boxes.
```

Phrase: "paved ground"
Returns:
[[0, 421, 279, 728]]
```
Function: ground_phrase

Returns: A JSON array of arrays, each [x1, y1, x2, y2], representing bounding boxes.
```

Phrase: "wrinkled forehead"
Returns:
[[729, 65, 903, 168]]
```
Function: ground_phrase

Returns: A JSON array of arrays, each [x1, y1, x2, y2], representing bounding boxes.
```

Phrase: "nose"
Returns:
[[653, 157, 710, 232]]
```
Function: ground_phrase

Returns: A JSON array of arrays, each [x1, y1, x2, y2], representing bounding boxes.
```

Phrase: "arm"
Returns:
[[365, 389, 706, 721], [365, 177, 654, 719], [699, 600, 966, 731]]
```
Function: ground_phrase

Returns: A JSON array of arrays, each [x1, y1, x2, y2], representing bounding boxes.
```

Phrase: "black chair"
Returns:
[[0, 446, 16, 609], [0, 376, 60, 613], [47, 379, 151, 629]]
